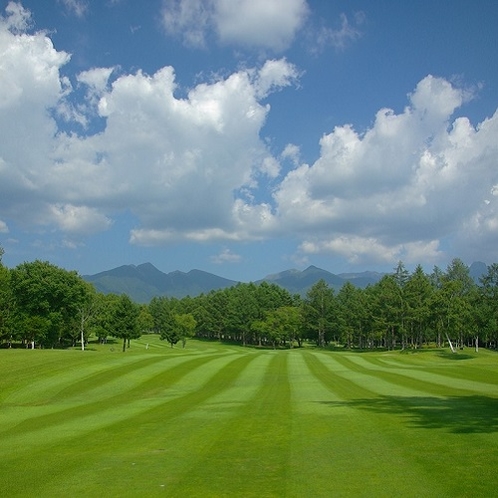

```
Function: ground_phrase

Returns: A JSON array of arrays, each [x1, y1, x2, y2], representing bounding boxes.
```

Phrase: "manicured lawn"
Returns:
[[1, 337, 497, 497]]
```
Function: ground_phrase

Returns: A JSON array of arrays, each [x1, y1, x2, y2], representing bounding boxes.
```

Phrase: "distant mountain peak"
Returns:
[[137, 262, 158, 270], [304, 265, 321, 272], [84, 263, 238, 303]]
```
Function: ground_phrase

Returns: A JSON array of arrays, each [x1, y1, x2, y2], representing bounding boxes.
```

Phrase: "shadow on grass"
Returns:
[[436, 350, 475, 360], [319, 395, 498, 434]]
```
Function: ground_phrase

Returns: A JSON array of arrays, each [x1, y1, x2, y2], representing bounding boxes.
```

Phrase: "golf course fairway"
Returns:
[[1, 336, 497, 497]]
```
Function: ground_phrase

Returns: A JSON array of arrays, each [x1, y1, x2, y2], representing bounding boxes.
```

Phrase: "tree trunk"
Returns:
[[122, 338, 126, 352], [80, 314, 85, 351]]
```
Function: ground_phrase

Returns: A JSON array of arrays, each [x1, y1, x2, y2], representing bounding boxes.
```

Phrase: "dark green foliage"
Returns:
[[0, 260, 12, 346], [2, 240, 498, 352], [107, 294, 141, 352], [9, 260, 89, 348], [303, 279, 336, 347]]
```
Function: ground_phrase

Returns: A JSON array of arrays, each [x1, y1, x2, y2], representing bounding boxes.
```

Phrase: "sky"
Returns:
[[1, 0, 498, 281]]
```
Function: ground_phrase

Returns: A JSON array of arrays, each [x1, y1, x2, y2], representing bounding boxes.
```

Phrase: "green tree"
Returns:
[[174, 313, 197, 348], [10, 260, 88, 348], [303, 280, 336, 347], [75, 283, 103, 350], [269, 305, 302, 348], [0, 254, 13, 346], [137, 305, 154, 334], [150, 296, 179, 346], [336, 282, 366, 349], [108, 294, 140, 352], [370, 275, 403, 350], [477, 263, 498, 349], [429, 259, 476, 351], [404, 265, 433, 348], [226, 283, 259, 346]]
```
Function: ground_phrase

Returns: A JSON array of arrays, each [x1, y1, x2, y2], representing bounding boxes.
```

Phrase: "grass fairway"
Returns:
[[1, 337, 497, 497]]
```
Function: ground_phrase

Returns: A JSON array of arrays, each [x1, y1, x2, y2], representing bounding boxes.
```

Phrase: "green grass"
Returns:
[[1, 337, 497, 497]]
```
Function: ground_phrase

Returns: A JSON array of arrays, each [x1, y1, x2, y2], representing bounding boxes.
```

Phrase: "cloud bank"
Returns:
[[1, 3, 498, 268]]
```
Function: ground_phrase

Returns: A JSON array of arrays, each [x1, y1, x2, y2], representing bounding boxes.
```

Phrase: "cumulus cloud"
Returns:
[[2, 2, 498, 269], [0, 220, 8, 233], [161, 0, 308, 52], [0, 5, 299, 245], [269, 75, 498, 266], [254, 58, 300, 98], [49, 204, 112, 235], [0, 5, 72, 227], [2, 1, 32, 33]]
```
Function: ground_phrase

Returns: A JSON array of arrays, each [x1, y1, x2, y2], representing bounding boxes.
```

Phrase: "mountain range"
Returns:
[[83, 263, 386, 303], [83, 261, 488, 304]]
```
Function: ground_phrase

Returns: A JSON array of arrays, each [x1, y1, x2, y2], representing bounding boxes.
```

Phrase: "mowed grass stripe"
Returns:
[[0, 351, 232, 456], [0, 351, 259, 497], [0, 353, 181, 433], [2, 344, 498, 497], [0, 350, 113, 402], [337, 353, 498, 397], [286, 351, 364, 497], [299, 351, 476, 497], [369, 350, 498, 387], [302, 350, 498, 497], [4, 354, 182, 408], [165, 351, 293, 497]]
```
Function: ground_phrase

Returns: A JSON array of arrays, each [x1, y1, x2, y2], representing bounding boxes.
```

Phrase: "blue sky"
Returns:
[[1, 0, 498, 281]]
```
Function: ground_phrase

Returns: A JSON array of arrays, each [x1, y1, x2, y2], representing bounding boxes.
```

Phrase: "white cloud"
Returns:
[[50, 204, 112, 235], [161, 0, 309, 52], [2, 1, 32, 33], [254, 58, 300, 99], [0, 5, 71, 225], [77, 67, 114, 95], [214, 0, 309, 51], [161, 0, 211, 49], [270, 75, 498, 266], [0, 8, 299, 244], [58, 0, 89, 18], [210, 248, 242, 264], [0, 219, 8, 233], [299, 237, 443, 266], [2, 4, 498, 268], [313, 12, 365, 53], [281, 144, 300, 166]]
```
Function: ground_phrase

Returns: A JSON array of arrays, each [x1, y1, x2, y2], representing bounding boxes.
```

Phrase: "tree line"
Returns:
[[1, 246, 498, 351]]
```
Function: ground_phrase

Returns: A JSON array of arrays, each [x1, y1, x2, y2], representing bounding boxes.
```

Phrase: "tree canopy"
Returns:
[[1, 246, 498, 353]]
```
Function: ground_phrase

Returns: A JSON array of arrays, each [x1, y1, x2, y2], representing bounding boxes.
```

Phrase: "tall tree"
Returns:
[[75, 283, 103, 351], [336, 282, 366, 349], [303, 279, 336, 347], [404, 265, 433, 348], [477, 263, 498, 349], [226, 283, 259, 346], [0, 251, 13, 346], [10, 260, 88, 348], [430, 259, 476, 350], [174, 313, 197, 348], [370, 275, 404, 350], [108, 294, 140, 352]]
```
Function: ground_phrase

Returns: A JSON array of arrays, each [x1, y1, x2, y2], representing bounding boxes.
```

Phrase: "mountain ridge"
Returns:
[[83, 261, 488, 304], [83, 263, 386, 303]]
